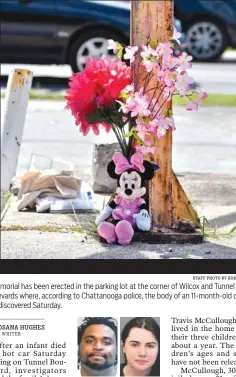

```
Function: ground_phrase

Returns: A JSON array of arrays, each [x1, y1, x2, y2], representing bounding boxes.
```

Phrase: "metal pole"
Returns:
[[1, 68, 33, 192]]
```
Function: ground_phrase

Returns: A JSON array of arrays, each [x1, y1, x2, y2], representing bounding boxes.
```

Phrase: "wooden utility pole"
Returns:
[[131, 1, 200, 238]]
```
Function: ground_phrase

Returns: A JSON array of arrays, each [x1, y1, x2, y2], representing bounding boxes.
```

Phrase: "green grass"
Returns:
[[2, 191, 12, 201], [1, 91, 236, 106], [28, 92, 65, 101], [174, 93, 236, 107], [0, 224, 86, 233], [0, 91, 64, 101]]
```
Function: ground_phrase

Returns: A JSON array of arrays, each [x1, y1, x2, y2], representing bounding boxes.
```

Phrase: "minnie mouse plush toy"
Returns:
[[95, 152, 158, 245]]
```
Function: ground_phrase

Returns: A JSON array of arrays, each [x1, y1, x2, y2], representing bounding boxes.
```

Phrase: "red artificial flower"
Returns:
[[65, 57, 131, 136]]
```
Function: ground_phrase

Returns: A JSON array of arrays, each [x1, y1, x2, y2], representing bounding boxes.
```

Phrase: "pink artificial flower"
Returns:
[[196, 89, 208, 100], [157, 69, 165, 80], [136, 118, 169, 144], [171, 27, 182, 45], [107, 39, 118, 54], [157, 69, 175, 89], [122, 84, 134, 94], [201, 91, 207, 100], [156, 127, 167, 139], [147, 118, 159, 133], [141, 45, 157, 60], [65, 57, 131, 135], [158, 116, 175, 131], [84, 57, 131, 106], [162, 87, 173, 101], [143, 60, 159, 73], [151, 116, 175, 139], [65, 74, 99, 135], [177, 87, 187, 98], [162, 70, 176, 88], [185, 101, 199, 111], [135, 118, 149, 132], [185, 89, 207, 111], [137, 131, 152, 144], [124, 46, 139, 63], [149, 98, 163, 116], [135, 116, 175, 141], [135, 119, 152, 144], [175, 72, 194, 92], [141, 45, 159, 72], [165, 117, 176, 130], [162, 53, 178, 70], [136, 145, 155, 155], [177, 52, 193, 71], [121, 89, 151, 118], [157, 42, 173, 59]]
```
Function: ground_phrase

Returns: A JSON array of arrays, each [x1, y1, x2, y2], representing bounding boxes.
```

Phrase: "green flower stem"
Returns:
[[120, 128, 129, 156], [112, 126, 126, 155], [120, 125, 129, 153], [99, 107, 127, 156], [172, 91, 195, 97], [112, 122, 129, 157], [186, 93, 198, 104], [127, 119, 136, 157], [112, 121, 125, 150]]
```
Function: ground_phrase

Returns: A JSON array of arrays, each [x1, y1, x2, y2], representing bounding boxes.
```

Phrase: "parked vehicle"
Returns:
[[0, 0, 184, 72], [174, 0, 236, 61]]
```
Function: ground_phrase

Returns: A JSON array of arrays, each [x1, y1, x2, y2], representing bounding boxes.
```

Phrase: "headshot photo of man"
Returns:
[[77, 317, 118, 377]]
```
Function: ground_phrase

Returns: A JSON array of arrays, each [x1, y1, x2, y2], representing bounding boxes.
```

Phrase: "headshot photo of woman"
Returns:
[[120, 317, 160, 377]]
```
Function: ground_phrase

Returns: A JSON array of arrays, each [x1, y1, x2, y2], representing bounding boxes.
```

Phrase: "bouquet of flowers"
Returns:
[[65, 29, 207, 158]]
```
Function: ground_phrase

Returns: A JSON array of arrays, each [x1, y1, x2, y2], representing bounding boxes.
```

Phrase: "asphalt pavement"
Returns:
[[1, 102, 236, 259], [1, 100, 235, 179], [1, 53, 236, 259], [1, 50, 236, 95], [1, 173, 236, 259]]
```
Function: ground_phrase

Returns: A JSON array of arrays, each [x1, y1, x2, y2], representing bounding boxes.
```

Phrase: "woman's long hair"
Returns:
[[121, 317, 160, 376]]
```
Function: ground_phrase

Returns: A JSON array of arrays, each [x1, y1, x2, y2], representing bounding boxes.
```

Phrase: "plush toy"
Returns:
[[95, 152, 158, 245]]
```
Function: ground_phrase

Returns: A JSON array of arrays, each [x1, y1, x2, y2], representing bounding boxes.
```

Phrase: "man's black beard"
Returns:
[[81, 356, 115, 371]]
